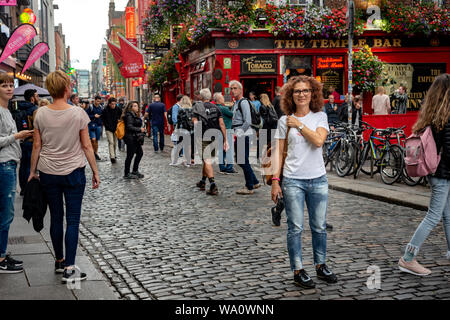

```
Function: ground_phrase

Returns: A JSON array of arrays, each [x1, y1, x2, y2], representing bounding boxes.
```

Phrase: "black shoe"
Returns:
[[55, 260, 66, 274], [316, 264, 338, 283], [271, 207, 281, 227], [124, 173, 137, 179], [326, 223, 333, 231], [206, 183, 218, 195], [0, 258, 23, 273], [132, 171, 144, 178], [111, 158, 116, 163], [294, 269, 315, 289], [196, 180, 206, 191], [5, 254, 22, 267], [5, 254, 23, 267], [94, 153, 101, 160], [61, 266, 87, 283]]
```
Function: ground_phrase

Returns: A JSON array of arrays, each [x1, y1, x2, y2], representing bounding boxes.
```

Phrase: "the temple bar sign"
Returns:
[[241, 55, 277, 75], [274, 38, 402, 49]]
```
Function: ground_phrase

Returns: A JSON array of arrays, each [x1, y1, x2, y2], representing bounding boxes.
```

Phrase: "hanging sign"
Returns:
[[0, 23, 37, 65], [0, 1, 17, 6], [241, 55, 277, 75], [106, 38, 124, 77], [118, 33, 144, 79], [22, 42, 49, 73], [125, 7, 136, 41]]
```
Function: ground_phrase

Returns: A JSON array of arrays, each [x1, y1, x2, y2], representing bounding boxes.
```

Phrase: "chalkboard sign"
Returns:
[[315, 56, 345, 96]]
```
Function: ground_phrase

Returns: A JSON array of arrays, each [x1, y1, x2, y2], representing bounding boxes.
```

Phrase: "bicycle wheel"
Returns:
[[322, 142, 331, 167], [347, 141, 361, 176], [402, 166, 423, 186], [360, 144, 381, 176], [354, 144, 369, 179], [380, 145, 404, 185], [334, 140, 356, 177]]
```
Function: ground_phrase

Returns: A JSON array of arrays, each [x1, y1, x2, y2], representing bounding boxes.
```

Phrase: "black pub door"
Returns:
[[241, 77, 276, 101]]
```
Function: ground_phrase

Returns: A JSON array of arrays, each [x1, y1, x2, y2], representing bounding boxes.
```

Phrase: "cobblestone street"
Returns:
[[78, 138, 450, 300]]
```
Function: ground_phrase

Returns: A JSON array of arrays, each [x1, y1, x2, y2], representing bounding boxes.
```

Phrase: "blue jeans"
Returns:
[[0, 161, 17, 258], [282, 175, 329, 271], [405, 176, 450, 258], [152, 123, 165, 151], [19, 141, 32, 193], [218, 130, 234, 172], [235, 136, 259, 190], [89, 124, 102, 140], [40, 167, 86, 266]]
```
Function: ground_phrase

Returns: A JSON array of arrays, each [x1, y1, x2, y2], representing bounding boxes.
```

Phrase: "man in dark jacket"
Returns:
[[324, 94, 340, 128], [102, 97, 122, 163], [144, 94, 167, 153], [272, 86, 284, 119], [18, 89, 39, 195], [86, 96, 103, 160]]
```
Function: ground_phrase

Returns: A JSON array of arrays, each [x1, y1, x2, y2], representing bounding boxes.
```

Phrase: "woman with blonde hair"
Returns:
[[398, 73, 450, 276], [271, 75, 337, 289], [28, 70, 100, 283], [372, 86, 390, 115], [177, 95, 195, 166], [39, 99, 50, 107], [259, 93, 279, 149]]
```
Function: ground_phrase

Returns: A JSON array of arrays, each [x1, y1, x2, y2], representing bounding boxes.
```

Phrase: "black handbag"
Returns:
[[136, 132, 145, 145]]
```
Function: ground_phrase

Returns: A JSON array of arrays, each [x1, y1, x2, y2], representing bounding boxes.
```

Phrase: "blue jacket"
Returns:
[[86, 104, 103, 127], [18, 101, 38, 118]]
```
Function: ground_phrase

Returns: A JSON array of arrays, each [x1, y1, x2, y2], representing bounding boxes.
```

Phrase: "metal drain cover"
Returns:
[[8, 235, 42, 245]]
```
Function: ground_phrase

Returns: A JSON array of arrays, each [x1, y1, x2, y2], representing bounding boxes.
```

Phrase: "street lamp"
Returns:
[[347, 0, 355, 124]]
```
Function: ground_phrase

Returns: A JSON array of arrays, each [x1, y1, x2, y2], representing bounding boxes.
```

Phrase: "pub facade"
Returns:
[[161, 29, 449, 134]]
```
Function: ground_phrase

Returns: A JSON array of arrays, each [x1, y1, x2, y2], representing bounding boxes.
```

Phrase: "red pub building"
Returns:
[[164, 29, 450, 135]]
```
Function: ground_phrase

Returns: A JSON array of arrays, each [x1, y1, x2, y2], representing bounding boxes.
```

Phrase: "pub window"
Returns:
[[284, 55, 313, 81]]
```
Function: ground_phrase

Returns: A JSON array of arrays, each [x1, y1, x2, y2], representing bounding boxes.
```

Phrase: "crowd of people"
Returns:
[[0, 70, 448, 292]]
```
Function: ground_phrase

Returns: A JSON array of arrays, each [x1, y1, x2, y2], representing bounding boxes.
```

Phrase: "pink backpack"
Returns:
[[404, 126, 441, 177]]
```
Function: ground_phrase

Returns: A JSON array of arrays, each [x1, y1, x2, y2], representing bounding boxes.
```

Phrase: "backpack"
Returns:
[[178, 108, 194, 132], [404, 126, 441, 177], [166, 104, 177, 125], [10, 108, 33, 132], [115, 119, 125, 139], [265, 106, 279, 128], [238, 98, 262, 129]]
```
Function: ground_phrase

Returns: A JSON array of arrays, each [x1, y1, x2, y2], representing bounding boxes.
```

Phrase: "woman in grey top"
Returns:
[[0, 73, 33, 273], [28, 70, 100, 283]]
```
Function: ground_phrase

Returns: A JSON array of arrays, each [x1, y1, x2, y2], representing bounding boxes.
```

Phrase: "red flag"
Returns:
[[118, 33, 144, 79], [106, 39, 125, 77]]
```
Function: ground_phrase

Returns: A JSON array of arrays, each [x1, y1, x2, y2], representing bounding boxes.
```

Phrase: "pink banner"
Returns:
[[0, 24, 37, 65], [22, 42, 49, 73], [0, 0, 17, 6]]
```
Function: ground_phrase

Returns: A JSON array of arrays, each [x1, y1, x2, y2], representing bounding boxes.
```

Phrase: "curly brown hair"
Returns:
[[281, 76, 324, 115]]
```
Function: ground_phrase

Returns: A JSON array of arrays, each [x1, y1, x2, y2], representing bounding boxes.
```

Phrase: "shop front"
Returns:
[[177, 30, 449, 135]]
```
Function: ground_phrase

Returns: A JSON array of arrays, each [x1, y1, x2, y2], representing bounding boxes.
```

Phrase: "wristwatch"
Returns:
[[297, 123, 304, 133]]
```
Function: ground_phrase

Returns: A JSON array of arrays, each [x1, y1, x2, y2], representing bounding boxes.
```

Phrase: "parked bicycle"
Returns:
[[354, 122, 405, 185]]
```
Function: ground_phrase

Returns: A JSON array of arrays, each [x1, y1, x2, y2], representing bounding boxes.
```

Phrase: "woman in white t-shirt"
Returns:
[[271, 76, 337, 289]]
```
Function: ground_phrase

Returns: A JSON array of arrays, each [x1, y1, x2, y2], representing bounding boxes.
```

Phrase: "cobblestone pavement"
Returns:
[[78, 138, 450, 300]]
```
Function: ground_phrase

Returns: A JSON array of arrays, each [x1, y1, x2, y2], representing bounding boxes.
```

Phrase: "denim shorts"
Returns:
[[89, 124, 102, 140]]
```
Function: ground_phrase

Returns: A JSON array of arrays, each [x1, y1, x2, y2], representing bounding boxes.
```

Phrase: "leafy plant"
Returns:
[[352, 45, 385, 92]]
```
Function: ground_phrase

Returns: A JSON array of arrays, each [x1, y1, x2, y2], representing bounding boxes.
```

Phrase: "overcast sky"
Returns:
[[53, 0, 129, 71]]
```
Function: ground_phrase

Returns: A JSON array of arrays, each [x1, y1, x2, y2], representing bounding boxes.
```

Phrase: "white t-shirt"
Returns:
[[274, 111, 329, 179]]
